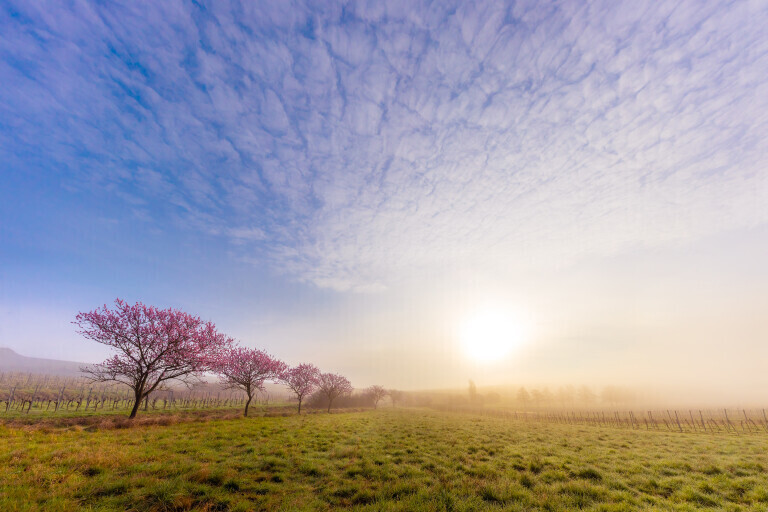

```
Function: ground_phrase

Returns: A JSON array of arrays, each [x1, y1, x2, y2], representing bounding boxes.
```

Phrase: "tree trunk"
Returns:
[[327, 399, 332, 413], [244, 394, 252, 417], [297, 398, 302, 415], [129, 390, 142, 419]]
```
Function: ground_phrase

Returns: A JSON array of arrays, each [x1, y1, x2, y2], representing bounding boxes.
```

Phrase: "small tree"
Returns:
[[75, 299, 232, 418], [517, 386, 530, 410], [557, 385, 575, 409], [388, 389, 404, 408], [317, 373, 353, 412], [468, 380, 478, 404], [577, 385, 596, 408], [365, 385, 388, 409], [280, 363, 320, 414], [531, 388, 543, 409], [214, 347, 287, 417]]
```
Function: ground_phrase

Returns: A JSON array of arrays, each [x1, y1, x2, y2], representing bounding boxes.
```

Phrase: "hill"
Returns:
[[0, 347, 84, 376]]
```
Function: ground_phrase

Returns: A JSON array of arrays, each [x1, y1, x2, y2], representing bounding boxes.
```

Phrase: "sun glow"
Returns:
[[460, 307, 529, 363]]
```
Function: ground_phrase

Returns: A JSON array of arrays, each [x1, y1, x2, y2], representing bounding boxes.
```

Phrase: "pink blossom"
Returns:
[[280, 363, 320, 414], [213, 346, 287, 417], [74, 298, 233, 418]]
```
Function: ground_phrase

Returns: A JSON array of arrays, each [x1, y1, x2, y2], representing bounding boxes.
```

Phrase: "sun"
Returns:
[[459, 307, 528, 363]]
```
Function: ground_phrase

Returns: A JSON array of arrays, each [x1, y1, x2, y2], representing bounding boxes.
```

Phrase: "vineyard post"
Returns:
[[742, 410, 752, 433], [27, 383, 39, 414], [54, 386, 65, 413], [743, 410, 760, 433], [6, 385, 16, 413], [724, 409, 737, 435], [673, 411, 683, 432]]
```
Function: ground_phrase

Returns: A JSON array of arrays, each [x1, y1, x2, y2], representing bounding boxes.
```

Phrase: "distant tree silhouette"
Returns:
[[468, 380, 478, 404], [517, 386, 531, 410], [317, 373, 353, 413], [531, 388, 543, 409], [365, 385, 388, 409], [577, 385, 596, 407], [388, 389, 404, 407], [557, 386, 575, 409]]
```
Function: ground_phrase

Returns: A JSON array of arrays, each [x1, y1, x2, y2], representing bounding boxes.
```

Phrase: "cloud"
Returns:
[[227, 226, 266, 242], [2, 0, 767, 291]]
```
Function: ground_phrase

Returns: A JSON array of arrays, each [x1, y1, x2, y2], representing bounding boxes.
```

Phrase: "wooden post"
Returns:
[[673, 411, 682, 432], [6, 385, 16, 413], [743, 410, 753, 434], [724, 409, 737, 435], [698, 410, 706, 432]]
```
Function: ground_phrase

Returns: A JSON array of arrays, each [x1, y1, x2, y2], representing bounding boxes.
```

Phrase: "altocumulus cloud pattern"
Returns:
[[2, 1, 767, 290]]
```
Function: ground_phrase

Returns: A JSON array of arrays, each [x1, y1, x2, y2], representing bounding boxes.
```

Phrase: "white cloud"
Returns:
[[2, 0, 767, 291]]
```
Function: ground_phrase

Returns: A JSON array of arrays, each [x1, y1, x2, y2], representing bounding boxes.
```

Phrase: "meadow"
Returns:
[[2, 408, 768, 511]]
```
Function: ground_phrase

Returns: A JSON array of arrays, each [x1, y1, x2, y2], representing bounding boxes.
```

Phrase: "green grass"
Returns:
[[2, 408, 767, 511]]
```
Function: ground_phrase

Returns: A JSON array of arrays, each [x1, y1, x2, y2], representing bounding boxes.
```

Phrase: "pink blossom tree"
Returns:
[[214, 347, 287, 417], [280, 363, 320, 414], [365, 385, 388, 409], [317, 372, 353, 413], [74, 299, 232, 418]]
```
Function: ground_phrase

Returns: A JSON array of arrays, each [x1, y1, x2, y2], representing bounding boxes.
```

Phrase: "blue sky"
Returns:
[[1, 1, 767, 396]]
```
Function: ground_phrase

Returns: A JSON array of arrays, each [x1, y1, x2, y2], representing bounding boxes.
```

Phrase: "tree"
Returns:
[[540, 387, 554, 409], [485, 391, 501, 404], [388, 389, 404, 408], [517, 386, 531, 410], [214, 347, 287, 417], [531, 388, 544, 409], [317, 373, 353, 412], [577, 385, 596, 407], [557, 385, 575, 409], [365, 385, 388, 409], [280, 363, 320, 414], [600, 386, 635, 408], [75, 299, 231, 418], [468, 379, 478, 404]]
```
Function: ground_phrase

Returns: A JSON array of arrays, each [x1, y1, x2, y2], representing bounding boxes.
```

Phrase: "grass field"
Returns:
[[2, 408, 768, 511]]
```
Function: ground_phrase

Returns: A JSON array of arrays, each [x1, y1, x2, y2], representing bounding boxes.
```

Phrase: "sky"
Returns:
[[1, 1, 767, 401]]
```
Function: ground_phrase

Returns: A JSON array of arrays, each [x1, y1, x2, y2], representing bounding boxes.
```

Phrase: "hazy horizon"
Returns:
[[2, 1, 767, 404]]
